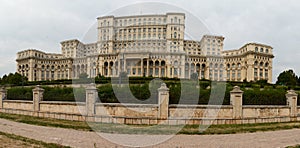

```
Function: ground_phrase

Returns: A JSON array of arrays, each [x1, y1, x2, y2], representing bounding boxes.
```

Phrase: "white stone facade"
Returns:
[[16, 13, 274, 83]]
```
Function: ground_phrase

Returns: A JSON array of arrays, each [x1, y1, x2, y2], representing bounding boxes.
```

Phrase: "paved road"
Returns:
[[0, 118, 300, 148]]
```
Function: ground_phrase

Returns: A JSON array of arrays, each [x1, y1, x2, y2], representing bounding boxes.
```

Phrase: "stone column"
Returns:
[[158, 63, 161, 78], [32, 85, 44, 112], [286, 90, 298, 117], [230, 86, 243, 119], [86, 83, 98, 116], [146, 60, 149, 77], [141, 59, 144, 77], [0, 87, 7, 109], [158, 83, 169, 119], [205, 67, 209, 80]]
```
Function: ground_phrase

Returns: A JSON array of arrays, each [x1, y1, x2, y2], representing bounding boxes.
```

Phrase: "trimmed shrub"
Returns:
[[43, 87, 85, 102], [243, 88, 286, 105], [7, 87, 33, 100]]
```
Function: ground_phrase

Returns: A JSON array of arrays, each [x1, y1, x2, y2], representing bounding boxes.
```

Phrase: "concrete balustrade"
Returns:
[[0, 85, 298, 125]]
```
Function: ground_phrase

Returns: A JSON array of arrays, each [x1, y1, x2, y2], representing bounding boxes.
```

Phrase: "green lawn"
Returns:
[[0, 130, 70, 148]]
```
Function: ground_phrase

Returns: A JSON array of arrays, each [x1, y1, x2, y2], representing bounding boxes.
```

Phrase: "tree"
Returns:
[[0, 73, 28, 86], [276, 69, 298, 87]]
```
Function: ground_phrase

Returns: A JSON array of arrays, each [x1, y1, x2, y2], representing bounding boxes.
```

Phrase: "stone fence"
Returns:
[[0, 84, 299, 125]]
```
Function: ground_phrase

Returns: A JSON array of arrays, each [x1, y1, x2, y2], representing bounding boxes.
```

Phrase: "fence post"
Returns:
[[286, 90, 298, 117], [230, 86, 243, 119], [158, 83, 169, 119], [85, 83, 97, 117], [0, 87, 7, 109], [32, 85, 44, 113]]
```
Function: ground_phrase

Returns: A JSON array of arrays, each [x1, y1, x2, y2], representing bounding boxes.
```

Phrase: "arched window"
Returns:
[[255, 47, 258, 52], [214, 64, 218, 69], [227, 64, 230, 69], [266, 49, 269, 53], [173, 61, 178, 67], [232, 63, 236, 68], [260, 62, 264, 67], [265, 62, 269, 67], [260, 48, 264, 52]]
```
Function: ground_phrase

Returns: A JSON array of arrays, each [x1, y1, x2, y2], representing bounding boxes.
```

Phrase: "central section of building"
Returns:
[[16, 13, 274, 83]]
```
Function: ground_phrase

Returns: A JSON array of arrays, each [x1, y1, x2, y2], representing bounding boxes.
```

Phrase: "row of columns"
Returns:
[[100, 59, 172, 78]]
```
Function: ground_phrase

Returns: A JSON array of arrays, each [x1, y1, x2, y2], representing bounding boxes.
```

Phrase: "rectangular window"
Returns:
[[260, 69, 263, 77], [232, 70, 236, 79], [254, 68, 258, 77], [174, 68, 178, 75], [155, 68, 159, 76]]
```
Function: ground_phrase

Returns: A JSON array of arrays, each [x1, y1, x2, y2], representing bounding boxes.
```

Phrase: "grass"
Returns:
[[1, 112, 300, 135], [287, 145, 300, 148], [0, 113, 92, 131], [0, 130, 70, 148]]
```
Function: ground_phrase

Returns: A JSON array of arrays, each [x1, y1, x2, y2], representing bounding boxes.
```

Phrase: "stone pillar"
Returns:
[[204, 67, 209, 80], [141, 59, 144, 77], [158, 83, 169, 119], [86, 83, 98, 116], [159, 64, 161, 78], [0, 87, 7, 109], [286, 90, 298, 117], [146, 60, 149, 77], [32, 85, 44, 112], [230, 86, 243, 119]]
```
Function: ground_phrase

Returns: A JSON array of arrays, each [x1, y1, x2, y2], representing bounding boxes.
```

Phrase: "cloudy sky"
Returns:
[[0, 0, 299, 83]]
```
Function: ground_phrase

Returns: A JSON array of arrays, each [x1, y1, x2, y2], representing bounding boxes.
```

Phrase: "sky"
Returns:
[[0, 0, 299, 83]]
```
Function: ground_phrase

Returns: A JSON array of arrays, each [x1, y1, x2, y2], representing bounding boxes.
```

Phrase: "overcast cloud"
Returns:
[[0, 0, 299, 83]]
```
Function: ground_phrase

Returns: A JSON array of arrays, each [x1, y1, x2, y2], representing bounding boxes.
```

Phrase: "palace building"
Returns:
[[16, 13, 274, 83]]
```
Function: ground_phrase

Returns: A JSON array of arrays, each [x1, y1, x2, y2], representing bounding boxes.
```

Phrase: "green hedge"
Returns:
[[97, 83, 157, 104], [7, 87, 33, 100], [42, 87, 86, 102], [7, 87, 86, 102], [5, 82, 292, 105], [242, 88, 286, 105]]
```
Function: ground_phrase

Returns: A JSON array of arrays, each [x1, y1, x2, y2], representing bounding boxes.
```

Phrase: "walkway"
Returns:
[[0, 118, 300, 147]]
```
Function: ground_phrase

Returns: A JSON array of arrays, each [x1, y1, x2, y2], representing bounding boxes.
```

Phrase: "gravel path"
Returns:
[[0, 118, 300, 148]]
